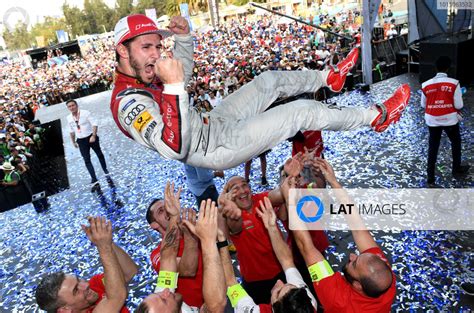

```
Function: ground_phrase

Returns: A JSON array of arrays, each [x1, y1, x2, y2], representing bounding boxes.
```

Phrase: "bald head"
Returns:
[[359, 254, 393, 298]]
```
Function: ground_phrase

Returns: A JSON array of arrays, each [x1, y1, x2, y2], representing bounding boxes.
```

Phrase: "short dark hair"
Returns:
[[35, 272, 66, 312], [272, 287, 314, 313], [116, 38, 133, 63], [436, 56, 451, 73], [135, 301, 149, 313], [66, 99, 77, 106], [146, 198, 162, 224]]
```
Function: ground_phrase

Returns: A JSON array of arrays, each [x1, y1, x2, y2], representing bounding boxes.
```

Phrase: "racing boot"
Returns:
[[371, 84, 411, 132], [326, 47, 359, 92]]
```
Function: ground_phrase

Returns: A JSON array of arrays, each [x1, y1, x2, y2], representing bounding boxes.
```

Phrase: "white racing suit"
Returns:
[[110, 34, 379, 170]]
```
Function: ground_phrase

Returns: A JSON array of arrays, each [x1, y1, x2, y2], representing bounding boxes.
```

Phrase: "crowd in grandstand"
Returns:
[[0, 101, 43, 188], [0, 4, 410, 193], [0, 37, 115, 110]]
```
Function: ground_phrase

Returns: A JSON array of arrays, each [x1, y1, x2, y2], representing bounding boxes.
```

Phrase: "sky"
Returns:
[[0, 0, 116, 31]]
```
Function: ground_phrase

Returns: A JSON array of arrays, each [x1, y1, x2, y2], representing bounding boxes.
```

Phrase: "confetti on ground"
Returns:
[[0, 73, 472, 312]]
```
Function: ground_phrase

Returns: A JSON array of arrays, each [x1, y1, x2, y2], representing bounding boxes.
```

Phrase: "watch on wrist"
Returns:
[[216, 239, 229, 249]]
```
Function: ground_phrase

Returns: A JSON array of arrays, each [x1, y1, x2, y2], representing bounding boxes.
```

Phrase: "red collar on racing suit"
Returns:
[[110, 70, 164, 138]]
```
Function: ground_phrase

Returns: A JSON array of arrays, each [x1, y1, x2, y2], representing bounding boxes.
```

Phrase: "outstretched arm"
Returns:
[[111, 243, 138, 284], [169, 16, 194, 85], [82, 217, 127, 313], [160, 182, 182, 273], [310, 158, 378, 252], [178, 208, 199, 277], [256, 197, 294, 270], [217, 229, 238, 287], [183, 200, 227, 313], [269, 153, 306, 206]]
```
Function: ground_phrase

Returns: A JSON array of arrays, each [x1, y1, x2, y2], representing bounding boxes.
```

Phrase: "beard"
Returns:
[[130, 53, 153, 83], [342, 262, 357, 285]]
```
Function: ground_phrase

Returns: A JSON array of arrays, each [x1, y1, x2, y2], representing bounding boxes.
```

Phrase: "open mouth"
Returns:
[[144, 64, 155, 75]]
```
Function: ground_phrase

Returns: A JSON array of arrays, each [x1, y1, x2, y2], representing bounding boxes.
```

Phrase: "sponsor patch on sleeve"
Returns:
[[133, 111, 153, 132], [121, 98, 136, 112], [144, 121, 158, 141]]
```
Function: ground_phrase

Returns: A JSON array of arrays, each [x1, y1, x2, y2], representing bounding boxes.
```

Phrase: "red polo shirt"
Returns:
[[230, 192, 283, 282], [313, 247, 396, 313]]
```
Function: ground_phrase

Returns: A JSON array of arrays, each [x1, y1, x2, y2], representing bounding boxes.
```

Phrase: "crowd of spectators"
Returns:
[[0, 5, 406, 197], [0, 37, 115, 196], [0, 101, 44, 191], [0, 37, 115, 110], [186, 13, 363, 112]]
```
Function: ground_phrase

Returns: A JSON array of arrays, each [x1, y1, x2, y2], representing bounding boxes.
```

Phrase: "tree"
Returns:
[[113, 0, 134, 24], [230, 0, 264, 5], [2, 22, 33, 50], [30, 16, 69, 46], [165, 0, 206, 16], [135, 0, 166, 17], [83, 0, 114, 34], [165, 0, 182, 16], [62, 3, 88, 38]]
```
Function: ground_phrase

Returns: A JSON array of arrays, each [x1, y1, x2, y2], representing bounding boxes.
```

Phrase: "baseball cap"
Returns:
[[114, 14, 173, 46]]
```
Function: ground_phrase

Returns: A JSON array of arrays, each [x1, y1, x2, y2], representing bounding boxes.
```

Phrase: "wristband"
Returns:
[[308, 260, 334, 282], [226, 284, 249, 307], [217, 240, 229, 249], [156, 271, 178, 289]]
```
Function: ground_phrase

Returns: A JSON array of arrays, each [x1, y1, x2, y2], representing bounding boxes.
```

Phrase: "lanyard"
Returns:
[[73, 110, 81, 133]]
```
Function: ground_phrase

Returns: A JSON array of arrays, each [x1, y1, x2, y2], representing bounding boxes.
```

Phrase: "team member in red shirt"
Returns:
[[146, 183, 204, 307], [219, 175, 287, 304], [137, 198, 226, 313], [220, 197, 317, 313], [35, 216, 138, 313], [421, 56, 469, 185], [293, 158, 396, 313]]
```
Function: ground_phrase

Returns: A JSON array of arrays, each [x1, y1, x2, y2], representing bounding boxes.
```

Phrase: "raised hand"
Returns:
[[310, 158, 338, 186], [168, 16, 190, 35], [164, 182, 181, 218], [284, 152, 304, 177], [180, 208, 198, 242], [218, 189, 241, 220], [256, 197, 277, 230], [81, 216, 113, 249], [154, 58, 184, 84], [303, 146, 317, 164], [214, 170, 225, 179], [183, 199, 218, 244]]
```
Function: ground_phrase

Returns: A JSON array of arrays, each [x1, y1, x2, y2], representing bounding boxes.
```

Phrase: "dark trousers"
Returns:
[[195, 185, 219, 208], [427, 124, 462, 181], [77, 135, 108, 182], [242, 271, 286, 305]]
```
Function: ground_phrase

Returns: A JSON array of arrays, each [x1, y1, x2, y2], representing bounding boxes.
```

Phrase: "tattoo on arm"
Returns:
[[162, 226, 179, 251]]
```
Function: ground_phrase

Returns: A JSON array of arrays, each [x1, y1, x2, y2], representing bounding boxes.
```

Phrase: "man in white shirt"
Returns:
[[66, 99, 109, 188], [421, 56, 469, 185]]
